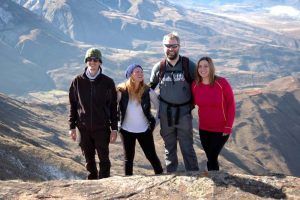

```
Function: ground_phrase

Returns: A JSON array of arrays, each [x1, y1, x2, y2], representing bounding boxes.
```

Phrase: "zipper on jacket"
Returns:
[[90, 80, 94, 131]]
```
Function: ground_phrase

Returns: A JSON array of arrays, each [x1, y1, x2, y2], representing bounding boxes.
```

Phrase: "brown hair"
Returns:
[[195, 56, 218, 85], [163, 32, 180, 44], [117, 77, 148, 103]]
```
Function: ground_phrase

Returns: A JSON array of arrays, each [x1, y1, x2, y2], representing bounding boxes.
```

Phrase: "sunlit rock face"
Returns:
[[0, 172, 299, 199]]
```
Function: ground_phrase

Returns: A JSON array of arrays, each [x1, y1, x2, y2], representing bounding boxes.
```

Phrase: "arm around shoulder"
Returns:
[[149, 62, 161, 90], [222, 78, 235, 134]]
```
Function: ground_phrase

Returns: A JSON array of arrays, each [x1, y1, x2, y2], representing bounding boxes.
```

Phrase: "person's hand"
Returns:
[[149, 117, 156, 132], [69, 129, 76, 141], [110, 130, 118, 143]]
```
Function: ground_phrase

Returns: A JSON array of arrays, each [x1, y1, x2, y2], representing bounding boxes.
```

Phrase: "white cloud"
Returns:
[[267, 5, 300, 19]]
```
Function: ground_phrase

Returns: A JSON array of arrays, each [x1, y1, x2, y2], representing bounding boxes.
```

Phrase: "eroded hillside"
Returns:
[[0, 93, 84, 180], [1, 76, 300, 181]]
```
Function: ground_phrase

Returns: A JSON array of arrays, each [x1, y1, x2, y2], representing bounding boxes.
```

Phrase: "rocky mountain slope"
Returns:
[[0, 0, 81, 94], [0, 172, 299, 199], [228, 75, 300, 176], [1, 75, 300, 181], [0, 90, 164, 181], [0, 92, 85, 180], [1, 0, 299, 95]]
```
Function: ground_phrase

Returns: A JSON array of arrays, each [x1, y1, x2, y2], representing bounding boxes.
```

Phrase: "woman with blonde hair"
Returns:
[[117, 64, 163, 175], [192, 57, 235, 171]]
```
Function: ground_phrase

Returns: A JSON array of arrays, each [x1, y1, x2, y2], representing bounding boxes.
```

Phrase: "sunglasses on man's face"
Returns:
[[164, 44, 179, 49], [86, 57, 100, 62]]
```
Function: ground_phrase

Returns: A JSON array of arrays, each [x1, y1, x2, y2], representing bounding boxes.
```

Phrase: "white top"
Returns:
[[117, 89, 159, 133]]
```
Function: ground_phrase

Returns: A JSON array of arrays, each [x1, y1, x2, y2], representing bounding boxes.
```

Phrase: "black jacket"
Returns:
[[118, 87, 156, 132], [69, 68, 118, 131]]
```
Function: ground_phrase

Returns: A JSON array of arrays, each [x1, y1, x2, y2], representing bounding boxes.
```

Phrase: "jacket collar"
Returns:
[[82, 67, 103, 81]]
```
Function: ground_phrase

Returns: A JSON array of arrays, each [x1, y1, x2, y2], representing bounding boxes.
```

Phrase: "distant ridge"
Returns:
[[0, 0, 299, 94]]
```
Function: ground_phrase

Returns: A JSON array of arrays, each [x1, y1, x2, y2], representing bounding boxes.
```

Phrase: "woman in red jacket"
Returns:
[[192, 56, 235, 171]]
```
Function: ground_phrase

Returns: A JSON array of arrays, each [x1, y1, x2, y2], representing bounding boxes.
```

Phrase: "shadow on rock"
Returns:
[[209, 171, 286, 199]]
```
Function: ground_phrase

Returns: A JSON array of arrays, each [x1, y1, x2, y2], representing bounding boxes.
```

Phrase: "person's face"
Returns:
[[86, 57, 100, 72], [198, 60, 210, 79], [131, 67, 144, 83], [163, 39, 180, 60]]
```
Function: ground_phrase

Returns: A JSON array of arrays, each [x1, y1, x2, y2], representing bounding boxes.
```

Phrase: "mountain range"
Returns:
[[0, 0, 81, 94], [0, 0, 299, 95]]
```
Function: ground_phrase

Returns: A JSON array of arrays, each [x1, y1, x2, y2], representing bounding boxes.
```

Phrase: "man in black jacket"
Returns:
[[68, 48, 118, 179]]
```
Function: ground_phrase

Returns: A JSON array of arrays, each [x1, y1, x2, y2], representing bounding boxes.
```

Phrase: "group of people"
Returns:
[[68, 32, 236, 180]]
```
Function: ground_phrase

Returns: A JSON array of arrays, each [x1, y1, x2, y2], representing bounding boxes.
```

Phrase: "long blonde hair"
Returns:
[[195, 56, 218, 85], [117, 76, 148, 103]]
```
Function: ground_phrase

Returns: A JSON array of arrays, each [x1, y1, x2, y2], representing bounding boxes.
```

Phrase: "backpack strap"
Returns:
[[158, 56, 192, 84], [158, 59, 166, 83], [182, 56, 192, 84], [149, 59, 166, 90]]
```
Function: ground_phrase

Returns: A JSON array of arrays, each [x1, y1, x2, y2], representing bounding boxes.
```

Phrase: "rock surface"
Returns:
[[0, 172, 299, 200]]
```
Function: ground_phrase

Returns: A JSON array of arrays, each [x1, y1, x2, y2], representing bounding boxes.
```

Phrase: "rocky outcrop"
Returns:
[[0, 172, 299, 200]]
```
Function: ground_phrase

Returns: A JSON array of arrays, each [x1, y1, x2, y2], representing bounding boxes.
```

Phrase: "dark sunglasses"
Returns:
[[86, 57, 100, 62], [164, 44, 179, 49]]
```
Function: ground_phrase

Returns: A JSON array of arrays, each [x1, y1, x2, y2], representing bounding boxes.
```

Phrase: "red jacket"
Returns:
[[192, 77, 235, 134]]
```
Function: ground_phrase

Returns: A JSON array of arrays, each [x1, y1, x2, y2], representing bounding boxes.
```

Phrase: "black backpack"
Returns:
[[158, 56, 193, 84]]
